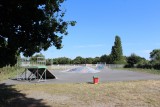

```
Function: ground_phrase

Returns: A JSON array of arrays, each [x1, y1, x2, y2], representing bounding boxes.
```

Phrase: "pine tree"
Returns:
[[110, 35, 124, 64]]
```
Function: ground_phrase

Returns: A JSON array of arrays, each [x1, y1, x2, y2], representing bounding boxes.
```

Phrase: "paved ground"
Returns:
[[2, 68, 160, 85]]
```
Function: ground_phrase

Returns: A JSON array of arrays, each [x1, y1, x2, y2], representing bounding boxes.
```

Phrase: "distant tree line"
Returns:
[[46, 56, 99, 65], [29, 48, 160, 71], [21, 35, 126, 65], [46, 55, 123, 65], [125, 49, 160, 70], [45, 35, 126, 65], [4, 35, 160, 71]]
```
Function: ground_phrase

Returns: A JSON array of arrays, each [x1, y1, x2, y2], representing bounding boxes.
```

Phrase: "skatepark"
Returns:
[[3, 64, 160, 85], [1, 61, 160, 107]]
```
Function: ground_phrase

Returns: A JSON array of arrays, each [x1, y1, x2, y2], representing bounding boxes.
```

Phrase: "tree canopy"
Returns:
[[73, 56, 85, 64], [150, 49, 160, 64], [0, 0, 76, 67], [100, 54, 111, 64], [126, 53, 143, 67], [110, 36, 124, 64]]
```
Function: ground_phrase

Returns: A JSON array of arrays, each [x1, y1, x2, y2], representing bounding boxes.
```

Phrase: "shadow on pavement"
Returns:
[[0, 83, 50, 107]]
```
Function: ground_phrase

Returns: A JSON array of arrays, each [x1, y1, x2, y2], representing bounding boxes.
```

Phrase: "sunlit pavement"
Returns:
[[2, 68, 160, 85]]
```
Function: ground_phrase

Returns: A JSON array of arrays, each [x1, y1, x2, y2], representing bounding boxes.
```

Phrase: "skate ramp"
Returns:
[[17, 66, 56, 80], [28, 67, 56, 79], [65, 66, 100, 73]]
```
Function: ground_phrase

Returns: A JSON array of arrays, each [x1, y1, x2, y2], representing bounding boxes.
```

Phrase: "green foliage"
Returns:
[[0, 49, 19, 67], [110, 36, 124, 64], [137, 63, 160, 70], [53, 58, 59, 64], [125, 53, 147, 68], [100, 54, 111, 64], [153, 64, 160, 70], [52, 57, 72, 64], [150, 49, 160, 64], [57, 57, 71, 64], [137, 64, 153, 69], [127, 54, 141, 67], [85, 57, 93, 64], [46, 59, 53, 65], [92, 57, 100, 64], [51, 56, 101, 64], [0, 0, 76, 67], [123, 49, 160, 70], [73, 56, 85, 64]]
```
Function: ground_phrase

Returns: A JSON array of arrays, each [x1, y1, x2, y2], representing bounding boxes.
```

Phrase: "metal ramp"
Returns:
[[17, 66, 56, 82]]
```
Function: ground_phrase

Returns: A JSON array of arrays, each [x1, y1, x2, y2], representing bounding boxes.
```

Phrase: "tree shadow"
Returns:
[[0, 83, 51, 107], [87, 82, 94, 84]]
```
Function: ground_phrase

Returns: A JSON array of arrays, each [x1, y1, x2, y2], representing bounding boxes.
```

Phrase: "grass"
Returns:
[[0, 66, 24, 82], [1, 66, 160, 106], [0, 80, 159, 107], [114, 68, 160, 75]]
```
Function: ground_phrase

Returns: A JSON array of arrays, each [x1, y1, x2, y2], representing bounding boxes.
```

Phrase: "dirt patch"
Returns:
[[24, 91, 71, 105]]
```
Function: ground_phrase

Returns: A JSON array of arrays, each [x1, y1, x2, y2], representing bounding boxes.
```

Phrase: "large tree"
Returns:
[[110, 35, 124, 64], [127, 53, 144, 67], [0, 0, 75, 67], [150, 49, 160, 64]]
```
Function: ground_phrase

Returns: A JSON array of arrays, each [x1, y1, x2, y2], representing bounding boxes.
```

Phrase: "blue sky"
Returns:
[[41, 0, 160, 60]]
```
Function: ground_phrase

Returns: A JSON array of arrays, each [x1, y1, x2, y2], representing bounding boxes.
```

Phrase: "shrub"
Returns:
[[124, 64, 133, 68], [153, 64, 160, 70]]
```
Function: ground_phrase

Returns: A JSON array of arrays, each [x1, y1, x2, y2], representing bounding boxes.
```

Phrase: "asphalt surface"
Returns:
[[1, 68, 160, 85]]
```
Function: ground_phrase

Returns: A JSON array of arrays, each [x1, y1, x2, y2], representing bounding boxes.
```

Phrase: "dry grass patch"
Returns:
[[115, 68, 160, 75], [0, 66, 24, 82], [9, 80, 160, 107]]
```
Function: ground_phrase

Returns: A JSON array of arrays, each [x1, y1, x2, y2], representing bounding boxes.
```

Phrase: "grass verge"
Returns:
[[0, 66, 24, 82], [1, 80, 160, 107], [114, 68, 160, 75]]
